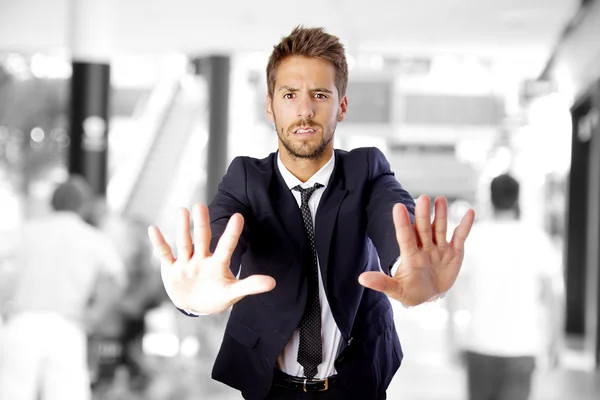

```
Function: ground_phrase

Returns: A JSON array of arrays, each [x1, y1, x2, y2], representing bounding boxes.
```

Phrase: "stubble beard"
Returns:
[[274, 115, 335, 160]]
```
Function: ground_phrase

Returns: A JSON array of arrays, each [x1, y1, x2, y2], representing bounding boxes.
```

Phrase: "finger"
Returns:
[[432, 196, 448, 246], [393, 203, 418, 259], [229, 275, 276, 300], [414, 195, 434, 250], [212, 213, 244, 268], [193, 203, 211, 258], [176, 208, 194, 261], [358, 271, 400, 297], [148, 225, 175, 266], [450, 208, 476, 251]]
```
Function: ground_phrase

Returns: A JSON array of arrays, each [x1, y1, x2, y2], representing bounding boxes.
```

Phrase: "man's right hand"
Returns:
[[148, 204, 276, 314]]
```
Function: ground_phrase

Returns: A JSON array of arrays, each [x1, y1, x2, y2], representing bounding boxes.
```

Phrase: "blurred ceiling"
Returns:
[[0, 0, 581, 79]]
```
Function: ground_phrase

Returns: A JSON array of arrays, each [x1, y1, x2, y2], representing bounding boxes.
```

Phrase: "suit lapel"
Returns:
[[272, 160, 309, 257], [315, 152, 348, 297]]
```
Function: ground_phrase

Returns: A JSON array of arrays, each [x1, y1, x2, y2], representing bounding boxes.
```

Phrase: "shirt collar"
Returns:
[[277, 150, 335, 190]]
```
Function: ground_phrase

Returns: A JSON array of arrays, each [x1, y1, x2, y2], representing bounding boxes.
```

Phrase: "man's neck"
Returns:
[[278, 146, 333, 183]]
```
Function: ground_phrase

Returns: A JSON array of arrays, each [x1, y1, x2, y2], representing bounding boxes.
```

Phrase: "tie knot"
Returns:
[[293, 183, 323, 203]]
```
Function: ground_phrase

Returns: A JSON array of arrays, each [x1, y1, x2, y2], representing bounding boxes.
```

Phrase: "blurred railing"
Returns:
[[107, 76, 181, 215], [107, 73, 208, 229], [122, 74, 206, 226]]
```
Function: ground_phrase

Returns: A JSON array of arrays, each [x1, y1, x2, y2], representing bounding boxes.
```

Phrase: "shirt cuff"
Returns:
[[390, 257, 401, 276]]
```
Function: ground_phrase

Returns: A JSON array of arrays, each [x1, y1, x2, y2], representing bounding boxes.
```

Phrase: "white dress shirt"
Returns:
[[276, 152, 342, 379]]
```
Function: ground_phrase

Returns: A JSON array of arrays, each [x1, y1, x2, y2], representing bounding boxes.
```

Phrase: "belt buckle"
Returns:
[[302, 377, 329, 392]]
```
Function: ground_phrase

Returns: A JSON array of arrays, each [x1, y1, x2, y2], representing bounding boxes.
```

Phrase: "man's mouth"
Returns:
[[293, 127, 317, 135]]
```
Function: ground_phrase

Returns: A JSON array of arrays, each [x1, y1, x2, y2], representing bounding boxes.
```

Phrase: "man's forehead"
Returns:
[[274, 72, 336, 91]]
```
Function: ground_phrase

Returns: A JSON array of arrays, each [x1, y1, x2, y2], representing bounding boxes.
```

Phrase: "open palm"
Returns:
[[148, 204, 276, 314], [359, 195, 475, 307]]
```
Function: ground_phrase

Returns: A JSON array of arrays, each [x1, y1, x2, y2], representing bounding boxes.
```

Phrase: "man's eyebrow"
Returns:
[[277, 85, 333, 94], [278, 85, 299, 92], [312, 87, 333, 94]]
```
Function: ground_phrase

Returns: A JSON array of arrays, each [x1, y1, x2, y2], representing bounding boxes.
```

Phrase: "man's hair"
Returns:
[[490, 173, 520, 211], [51, 174, 94, 215], [266, 26, 348, 99]]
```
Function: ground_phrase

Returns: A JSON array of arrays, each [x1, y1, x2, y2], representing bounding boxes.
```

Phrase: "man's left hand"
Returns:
[[358, 195, 475, 307]]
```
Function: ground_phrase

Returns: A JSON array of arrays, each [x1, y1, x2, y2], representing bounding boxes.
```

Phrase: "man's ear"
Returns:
[[266, 95, 275, 123], [337, 96, 348, 122]]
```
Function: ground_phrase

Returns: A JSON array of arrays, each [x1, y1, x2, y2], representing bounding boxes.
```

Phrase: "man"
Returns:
[[452, 173, 563, 400], [0, 175, 126, 400], [148, 26, 475, 400], [90, 216, 166, 394]]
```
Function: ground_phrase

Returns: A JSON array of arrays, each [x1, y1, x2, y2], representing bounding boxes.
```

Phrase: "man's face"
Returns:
[[266, 55, 347, 160]]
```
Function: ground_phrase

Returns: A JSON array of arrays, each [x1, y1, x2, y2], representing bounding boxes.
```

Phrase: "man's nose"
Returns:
[[297, 95, 315, 119]]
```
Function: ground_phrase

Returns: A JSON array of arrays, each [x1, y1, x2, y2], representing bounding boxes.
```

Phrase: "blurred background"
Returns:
[[0, 0, 599, 399]]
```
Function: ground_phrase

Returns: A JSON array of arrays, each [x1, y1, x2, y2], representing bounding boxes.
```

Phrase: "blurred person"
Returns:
[[451, 173, 564, 400], [148, 26, 476, 400], [90, 216, 167, 395], [115, 218, 166, 387], [0, 174, 126, 400], [0, 168, 21, 323]]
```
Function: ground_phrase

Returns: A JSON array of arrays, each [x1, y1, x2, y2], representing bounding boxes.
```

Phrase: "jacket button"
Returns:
[[347, 337, 353, 346]]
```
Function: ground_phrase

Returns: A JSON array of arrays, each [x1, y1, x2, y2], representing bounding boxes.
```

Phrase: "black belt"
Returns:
[[272, 369, 338, 392]]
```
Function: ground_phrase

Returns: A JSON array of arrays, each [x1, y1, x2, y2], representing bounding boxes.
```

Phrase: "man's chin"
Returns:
[[283, 145, 320, 159], [288, 149, 319, 159], [279, 135, 332, 160]]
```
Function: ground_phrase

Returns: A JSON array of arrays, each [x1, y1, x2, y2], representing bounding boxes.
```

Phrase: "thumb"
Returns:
[[358, 271, 396, 294], [230, 274, 276, 299]]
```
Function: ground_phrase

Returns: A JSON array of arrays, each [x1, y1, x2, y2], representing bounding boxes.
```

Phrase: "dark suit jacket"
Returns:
[[205, 147, 415, 400]]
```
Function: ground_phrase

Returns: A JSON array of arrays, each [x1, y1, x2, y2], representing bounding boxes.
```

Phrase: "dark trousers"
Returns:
[[465, 350, 536, 400]]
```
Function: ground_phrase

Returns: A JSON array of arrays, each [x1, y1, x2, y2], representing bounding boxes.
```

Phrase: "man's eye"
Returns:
[[283, 93, 294, 99], [314, 93, 328, 99]]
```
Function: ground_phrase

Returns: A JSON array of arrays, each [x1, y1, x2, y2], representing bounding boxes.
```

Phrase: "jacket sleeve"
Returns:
[[365, 147, 415, 275], [207, 156, 251, 277]]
